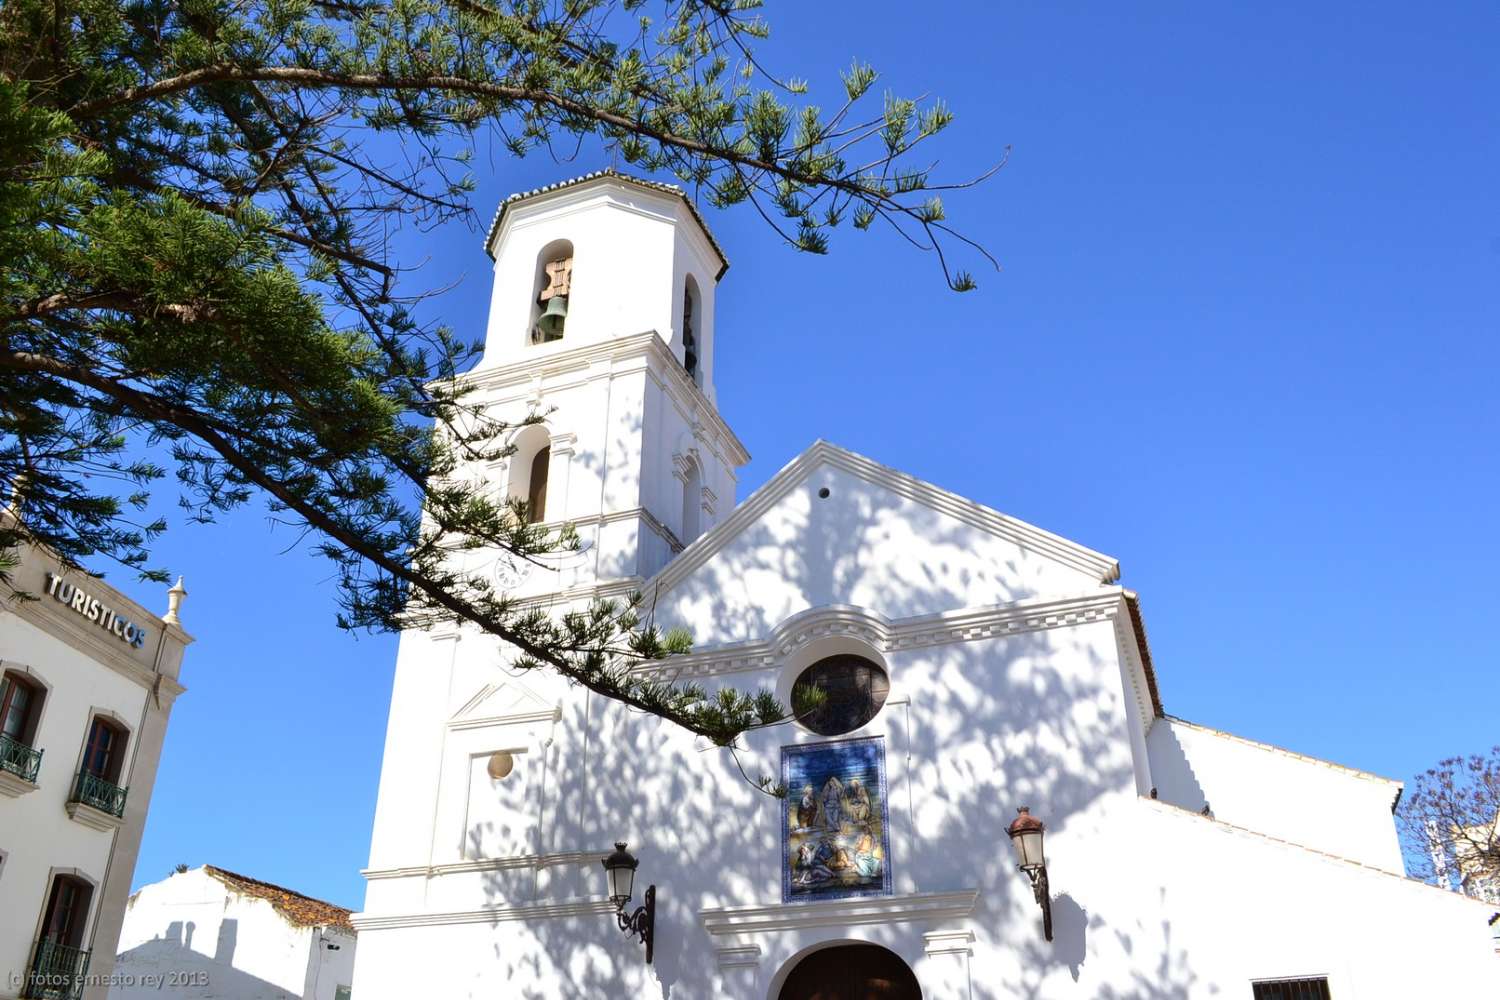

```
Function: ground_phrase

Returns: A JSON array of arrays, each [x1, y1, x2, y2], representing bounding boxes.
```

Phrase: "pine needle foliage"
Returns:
[[0, 0, 998, 764]]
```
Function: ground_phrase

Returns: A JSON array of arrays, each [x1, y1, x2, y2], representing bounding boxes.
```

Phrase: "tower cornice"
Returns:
[[452, 330, 749, 468]]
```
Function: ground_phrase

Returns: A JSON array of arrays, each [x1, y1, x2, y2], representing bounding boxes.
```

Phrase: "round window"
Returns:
[[790, 655, 890, 736]]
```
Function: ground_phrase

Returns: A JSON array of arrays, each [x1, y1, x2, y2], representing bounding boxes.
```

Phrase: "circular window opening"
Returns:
[[486, 751, 515, 781], [791, 655, 890, 736]]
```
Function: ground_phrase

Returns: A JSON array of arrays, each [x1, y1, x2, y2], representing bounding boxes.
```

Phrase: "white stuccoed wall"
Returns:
[[348, 175, 1498, 999], [0, 543, 191, 1000], [109, 868, 355, 1000], [1147, 715, 1406, 872], [350, 571, 1498, 997]]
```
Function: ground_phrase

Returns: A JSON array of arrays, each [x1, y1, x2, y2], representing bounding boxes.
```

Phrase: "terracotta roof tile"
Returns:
[[204, 865, 354, 932]]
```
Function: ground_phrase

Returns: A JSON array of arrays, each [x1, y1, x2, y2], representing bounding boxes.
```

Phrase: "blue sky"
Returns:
[[119, 1, 1497, 908]]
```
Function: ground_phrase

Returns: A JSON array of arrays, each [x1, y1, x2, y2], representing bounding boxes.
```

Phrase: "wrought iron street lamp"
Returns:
[[601, 841, 656, 964], [1007, 807, 1052, 942]]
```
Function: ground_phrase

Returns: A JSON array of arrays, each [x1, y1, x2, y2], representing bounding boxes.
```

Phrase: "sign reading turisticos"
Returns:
[[44, 572, 150, 649]]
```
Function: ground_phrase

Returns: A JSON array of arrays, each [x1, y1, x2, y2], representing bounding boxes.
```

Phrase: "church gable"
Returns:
[[649, 442, 1119, 645]]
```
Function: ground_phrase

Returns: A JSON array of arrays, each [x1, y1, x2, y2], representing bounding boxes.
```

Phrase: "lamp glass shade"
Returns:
[[607, 864, 635, 905], [602, 842, 638, 907], [1012, 828, 1045, 870]]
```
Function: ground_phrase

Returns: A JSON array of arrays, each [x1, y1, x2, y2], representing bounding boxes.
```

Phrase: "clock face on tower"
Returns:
[[493, 550, 532, 591]]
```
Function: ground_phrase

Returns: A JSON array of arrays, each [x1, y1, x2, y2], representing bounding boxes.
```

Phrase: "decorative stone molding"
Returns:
[[649, 440, 1118, 598], [449, 709, 559, 733], [351, 895, 616, 931], [66, 799, 125, 832], [923, 929, 976, 956], [699, 889, 980, 937], [1113, 608, 1158, 737], [717, 944, 762, 970], [456, 332, 749, 467], [0, 769, 39, 797], [362, 850, 610, 881], [636, 593, 1123, 682]]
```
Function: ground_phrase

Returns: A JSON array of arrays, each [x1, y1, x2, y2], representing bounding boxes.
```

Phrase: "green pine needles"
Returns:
[[0, 0, 997, 776]]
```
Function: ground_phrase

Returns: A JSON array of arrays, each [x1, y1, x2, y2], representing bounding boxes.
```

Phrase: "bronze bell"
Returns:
[[536, 295, 568, 340]]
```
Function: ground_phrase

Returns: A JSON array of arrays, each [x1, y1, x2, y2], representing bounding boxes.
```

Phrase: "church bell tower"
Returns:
[[469, 171, 748, 598]]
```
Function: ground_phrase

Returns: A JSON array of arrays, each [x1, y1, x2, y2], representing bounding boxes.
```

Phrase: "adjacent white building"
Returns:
[[347, 171, 1499, 998], [110, 866, 355, 1000], [1, 532, 194, 1000]]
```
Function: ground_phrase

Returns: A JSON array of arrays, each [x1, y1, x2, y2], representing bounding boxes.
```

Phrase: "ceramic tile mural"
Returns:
[[782, 736, 892, 902]]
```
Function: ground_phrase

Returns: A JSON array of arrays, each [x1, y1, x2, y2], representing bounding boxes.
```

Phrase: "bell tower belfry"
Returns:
[[469, 171, 748, 596]]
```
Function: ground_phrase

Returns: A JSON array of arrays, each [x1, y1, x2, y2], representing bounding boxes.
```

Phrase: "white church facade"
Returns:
[[347, 172, 1498, 999]]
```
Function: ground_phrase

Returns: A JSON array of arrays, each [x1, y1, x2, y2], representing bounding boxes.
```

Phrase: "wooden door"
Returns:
[[778, 943, 921, 1000]]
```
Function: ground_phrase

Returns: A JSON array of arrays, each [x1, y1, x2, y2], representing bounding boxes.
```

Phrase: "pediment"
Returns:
[[449, 679, 559, 730], [649, 441, 1119, 645]]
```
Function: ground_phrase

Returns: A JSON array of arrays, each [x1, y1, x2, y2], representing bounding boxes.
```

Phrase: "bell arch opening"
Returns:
[[529, 239, 573, 344], [774, 942, 920, 1000]]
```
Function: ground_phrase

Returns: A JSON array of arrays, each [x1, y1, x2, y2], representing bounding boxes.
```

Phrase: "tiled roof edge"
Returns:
[[483, 168, 728, 277], [204, 865, 355, 932]]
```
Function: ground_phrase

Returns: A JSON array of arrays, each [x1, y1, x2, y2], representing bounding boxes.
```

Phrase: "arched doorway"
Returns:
[[777, 943, 920, 1000]]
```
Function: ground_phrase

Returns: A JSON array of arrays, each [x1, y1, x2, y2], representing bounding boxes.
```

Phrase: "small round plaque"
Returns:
[[486, 751, 515, 781]]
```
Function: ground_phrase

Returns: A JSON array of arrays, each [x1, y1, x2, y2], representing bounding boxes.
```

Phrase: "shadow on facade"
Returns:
[[445, 458, 1214, 999], [111, 918, 303, 999]]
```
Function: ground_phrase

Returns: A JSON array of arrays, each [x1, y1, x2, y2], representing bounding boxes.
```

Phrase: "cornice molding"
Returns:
[[362, 850, 609, 882], [635, 592, 1124, 681], [1113, 604, 1158, 733], [484, 171, 729, 279], [2, 551, 192, 696], [699, 889, 980, 937], [351, 895, 616, 931], [451, 332, 748, 468], [448, 708, 560, 733], [648, 440, 1118, 600]]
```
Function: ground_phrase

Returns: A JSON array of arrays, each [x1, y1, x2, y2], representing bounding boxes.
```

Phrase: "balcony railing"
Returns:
[[70, 770, 127, 818], [0, 732, 43, 784], [22, 938, 91, 1000]]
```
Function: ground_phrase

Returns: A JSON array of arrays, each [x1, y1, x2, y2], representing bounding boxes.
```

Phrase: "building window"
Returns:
[[506, 424, 553, 525], [791, 656, 890, 736], [27, 874, 95, 997], [334, 988, 352, 1000], [1252, 977, 1332, 1000], [81, 716, 126, 784], [40, 875, 93, 948], [1, 670, 42, 747], [530, 240, 573, 344], [682, 276, 700, 384]]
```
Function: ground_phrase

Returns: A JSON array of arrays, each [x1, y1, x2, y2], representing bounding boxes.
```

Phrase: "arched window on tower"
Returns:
[[680, 458, 702, 544], [530, 240, 573, 344], [507, 424, 553, 524], [681, 276, 700, 385], [527, 447, 549, 523]]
